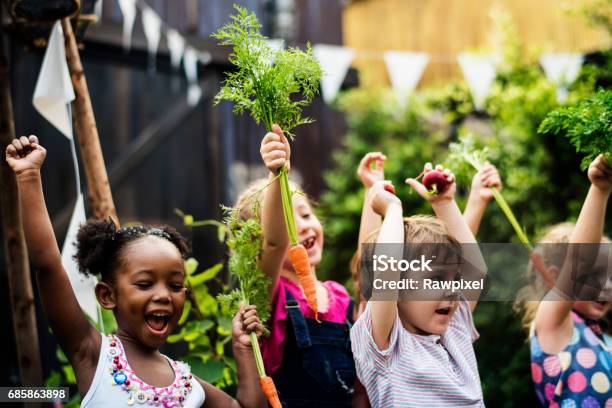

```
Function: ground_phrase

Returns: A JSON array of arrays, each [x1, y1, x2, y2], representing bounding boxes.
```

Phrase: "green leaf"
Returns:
[[178, 300, 191, 325], [185, 258, 199, 275], [188, 263, 223, 287], [45, 371, 62, 387], [185, 356, 226, 384], [63, 364, 76, 384]]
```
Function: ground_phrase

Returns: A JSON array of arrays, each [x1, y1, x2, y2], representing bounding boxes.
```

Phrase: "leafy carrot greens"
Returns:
[[217, 206, 270, 325], [446, 134, 532, 250], [538, 89, 612, 170], [212, 4, 322, 138]]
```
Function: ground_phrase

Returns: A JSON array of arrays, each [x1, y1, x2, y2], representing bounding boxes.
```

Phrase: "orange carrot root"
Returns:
[[288, 244, 318, 319], [260, 376, 282, 408]]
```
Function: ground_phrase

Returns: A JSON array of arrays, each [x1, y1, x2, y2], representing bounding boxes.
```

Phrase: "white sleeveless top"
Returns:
[[81, 334, 205, 407]]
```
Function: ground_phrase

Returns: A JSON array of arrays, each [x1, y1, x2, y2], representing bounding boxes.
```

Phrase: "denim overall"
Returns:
[[271, 289, 357, 407]]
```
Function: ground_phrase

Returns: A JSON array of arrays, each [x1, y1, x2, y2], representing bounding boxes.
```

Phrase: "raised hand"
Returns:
[[5, 135, 46, 175], [471, 162, 502, 202], [405, 163, 456, 204], [368, 180, 401, 217], [357, 152, 386, 189], [260, 124, 290, 174], [588, 154, 612, 193]]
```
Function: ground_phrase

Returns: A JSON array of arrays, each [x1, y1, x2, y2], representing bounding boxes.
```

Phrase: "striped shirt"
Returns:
[[351, 301, 484, 407]]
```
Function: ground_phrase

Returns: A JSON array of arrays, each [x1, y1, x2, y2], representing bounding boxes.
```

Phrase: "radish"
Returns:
[[422, 170, 448, 194], [384, 184, 396, 195]]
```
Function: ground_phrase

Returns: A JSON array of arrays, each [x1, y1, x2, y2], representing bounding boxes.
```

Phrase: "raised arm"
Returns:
[[536, 154, 612, 351], [369, 181, 404, 350], [406, 163, 487, 311], [258, 125, 291, 296], [357, 152, 386, 247], [463, 163, 502, 236], [5, 136, 98, 369]]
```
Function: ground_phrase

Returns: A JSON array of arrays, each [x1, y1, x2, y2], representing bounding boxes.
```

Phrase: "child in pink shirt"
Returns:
[[235, 125, 367, 407]]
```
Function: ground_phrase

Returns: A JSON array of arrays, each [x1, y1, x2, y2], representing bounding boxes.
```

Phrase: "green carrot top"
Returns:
[[212, 4, 323, 136]]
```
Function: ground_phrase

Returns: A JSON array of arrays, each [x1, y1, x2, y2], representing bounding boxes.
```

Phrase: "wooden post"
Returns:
[[61, 18, 118, 224], [0, 23, 43, 388]]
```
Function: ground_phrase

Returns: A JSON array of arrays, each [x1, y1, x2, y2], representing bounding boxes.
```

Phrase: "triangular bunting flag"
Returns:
[[118, 0, 136, 51], [141, 5, 162, 72], [184, 47, 201, 106], [540, 53, 584, 103], [166, 29, 186, 71], [383, 51, 429, 106], [33, 21, 75, 139], [458, 53, 497, 111], [313, 44, 354, 104]]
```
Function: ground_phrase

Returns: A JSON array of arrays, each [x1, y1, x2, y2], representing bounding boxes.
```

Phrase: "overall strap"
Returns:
[[345, 299, 355, 327], [285, 288, 312, 348]]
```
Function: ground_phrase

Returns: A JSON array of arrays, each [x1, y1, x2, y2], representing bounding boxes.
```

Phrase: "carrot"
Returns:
[[288, 244, 319, 320], [259, 376, 282, 408]]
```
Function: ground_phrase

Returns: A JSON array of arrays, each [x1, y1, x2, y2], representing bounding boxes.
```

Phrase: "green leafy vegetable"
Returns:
[[217, 205, 271, 325], [212, 4, 322, 138], [446, 134, 532, 249], [539, 89, 612, 170]]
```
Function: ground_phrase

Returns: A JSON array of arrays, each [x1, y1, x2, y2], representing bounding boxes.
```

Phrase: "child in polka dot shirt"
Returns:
[[519, 155, 612, 407]]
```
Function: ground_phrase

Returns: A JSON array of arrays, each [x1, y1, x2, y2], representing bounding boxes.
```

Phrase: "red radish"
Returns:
[[384, 184, 396, 195], [422, 170, 448, 194]]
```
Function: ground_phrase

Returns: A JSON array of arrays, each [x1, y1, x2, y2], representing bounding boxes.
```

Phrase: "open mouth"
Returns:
[[301, 236, 316, 250], [435, 307, 451, 315], [145, 312, 170, 335]]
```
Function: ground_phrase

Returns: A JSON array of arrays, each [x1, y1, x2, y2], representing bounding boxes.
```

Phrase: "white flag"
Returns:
[[61, 194, 99, 322], [384, 51, 428, 106], [166, 29, 186, 70], [458, 53, 497, 111], [540, 53, 584, 103], [184, 47, 201, 106], [33, 21, 75, 139], [32, 21, 98, 323], [118, 0, 136, 51], [141, 5, 162, 71], [313, 44, 354, 104]]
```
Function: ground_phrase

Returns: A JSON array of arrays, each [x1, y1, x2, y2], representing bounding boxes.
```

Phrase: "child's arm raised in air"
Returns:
[[199, 305, 267, 408], [259, 124, 291, 296], [536, 154, 612, 352], [5, 136, 100, 387], [406, 163, 487, 311], [369, 180, 404, 350], [357, 152, 386, 247], [463, 163, 502, 236]]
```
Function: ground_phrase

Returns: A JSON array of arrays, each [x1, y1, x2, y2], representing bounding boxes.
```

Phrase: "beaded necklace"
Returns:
[[107, 334, 194, 407]]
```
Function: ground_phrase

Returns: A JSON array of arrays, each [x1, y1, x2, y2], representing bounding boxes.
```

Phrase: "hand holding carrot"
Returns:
[[368, 180, 401, 217], [471, 162, 502, 202], [5, 135, 46, 176], [357, 152, 386, 189], [232, 304, 264, 350], [588, 154, 612, 194], [406, 163, 456, 204], [260, 124, 290, 174]]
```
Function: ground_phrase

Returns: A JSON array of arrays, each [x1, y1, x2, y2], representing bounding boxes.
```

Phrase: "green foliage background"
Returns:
[[318, 15, 611, 408]]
